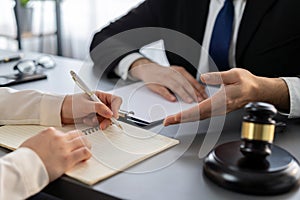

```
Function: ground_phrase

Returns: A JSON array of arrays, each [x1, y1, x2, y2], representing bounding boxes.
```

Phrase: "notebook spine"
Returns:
[[82, 126, 100, 135]]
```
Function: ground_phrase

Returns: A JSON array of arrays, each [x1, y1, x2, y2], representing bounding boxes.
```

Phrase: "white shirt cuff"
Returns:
[[114, 53, 144, 80], [0, 148, 49, 199], [281, 77, 300, 118], [40, 94, 65, 126]]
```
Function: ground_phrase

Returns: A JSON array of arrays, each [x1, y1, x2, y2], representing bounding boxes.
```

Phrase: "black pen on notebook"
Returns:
[[70, 70, 123, 130]]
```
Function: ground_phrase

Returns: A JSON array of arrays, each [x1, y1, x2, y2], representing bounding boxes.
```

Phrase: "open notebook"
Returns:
[[0, 121, 179, 185]]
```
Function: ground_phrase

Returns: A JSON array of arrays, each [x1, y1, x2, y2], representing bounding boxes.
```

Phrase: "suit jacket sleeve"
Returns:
[[281, 77, 300, 118], [89, 0, 171, 77]]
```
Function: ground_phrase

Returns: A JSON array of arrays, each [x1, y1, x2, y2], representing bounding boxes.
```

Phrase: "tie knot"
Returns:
[[225, 0, 233, 5]]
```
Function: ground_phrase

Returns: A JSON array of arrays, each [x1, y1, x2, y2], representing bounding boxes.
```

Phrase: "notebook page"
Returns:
[[67, 121, 179, 184], [0, 122, 179, 185], [0, 125, 49, 150]]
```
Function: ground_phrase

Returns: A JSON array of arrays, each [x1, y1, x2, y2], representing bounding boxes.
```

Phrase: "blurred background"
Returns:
[[0, 0, 144, 59]]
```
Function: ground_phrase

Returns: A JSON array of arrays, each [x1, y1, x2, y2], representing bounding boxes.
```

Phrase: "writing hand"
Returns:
[[61, 91, 122, 129], [20, 128, 92, 182]]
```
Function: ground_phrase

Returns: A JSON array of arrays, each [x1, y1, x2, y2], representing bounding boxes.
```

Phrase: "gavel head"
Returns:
[[240, 102, 277, 159]]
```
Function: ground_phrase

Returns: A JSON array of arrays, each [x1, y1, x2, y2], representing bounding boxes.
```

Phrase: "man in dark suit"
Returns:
[[90, 0, 300, 125]]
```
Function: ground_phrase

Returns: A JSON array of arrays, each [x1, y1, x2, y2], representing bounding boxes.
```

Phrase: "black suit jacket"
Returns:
[[90, 0, 300, 78]]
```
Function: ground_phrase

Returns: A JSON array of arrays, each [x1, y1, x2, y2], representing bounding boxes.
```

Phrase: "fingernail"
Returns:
[[170, 96, 176, 101], [163, 120, 168, 126], [174, 116, 179, 122], [106, 110, 113, 116], [93, 117, 98, 123], [99, 124, 104, 130], [201, 74, 210, 81], [186, 98, 193, 103], [198, 96, 203, 102]]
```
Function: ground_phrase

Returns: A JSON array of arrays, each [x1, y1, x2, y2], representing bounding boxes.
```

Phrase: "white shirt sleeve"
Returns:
[[0, 88, 66, 198], [281, 77, 300, 118], [0, 147, 49, 200], [114, 53, 144, 80], [0, 87, 65, 126]]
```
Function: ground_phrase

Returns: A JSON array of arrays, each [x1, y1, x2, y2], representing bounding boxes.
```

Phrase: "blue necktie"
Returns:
[[209, 0, 234, 71]]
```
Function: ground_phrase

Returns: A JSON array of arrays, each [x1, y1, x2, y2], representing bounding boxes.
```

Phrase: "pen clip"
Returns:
[[118, 110, 151, 127], [118, 109, 135, 118]]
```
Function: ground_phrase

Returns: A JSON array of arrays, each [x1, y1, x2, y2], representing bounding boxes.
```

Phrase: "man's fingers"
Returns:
[[201, 69, 238, 85], [172, 85, 194, 103], [164, 96, 223, 126], [164, 104, 202, 126], [169, 69, 197, 102], [147, 84, 177, 102], [163, 113, 181, 126], [178, 104, 202, 122], [194, 86, 208, 101], [165, 78, 194, 103], [177, 67, 208, 100]]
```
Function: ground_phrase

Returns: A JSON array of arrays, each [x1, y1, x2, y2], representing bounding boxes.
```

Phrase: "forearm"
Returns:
[[130, 57, 154, 80], [257, 77, 290, 112], [114, 53, 145, 80], [0, 148, 49, 199], [0, 88, 64, 126]]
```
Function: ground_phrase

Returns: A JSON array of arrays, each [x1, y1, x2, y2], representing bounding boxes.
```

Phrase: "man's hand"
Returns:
[[129, 58, 208, 103], [61, 91, 122, 129], [20, 128, 92, 182], [164, 68, 290, 126]]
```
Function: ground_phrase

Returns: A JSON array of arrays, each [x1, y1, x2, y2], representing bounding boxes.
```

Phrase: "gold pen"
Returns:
[[70, 70, 123, 130]]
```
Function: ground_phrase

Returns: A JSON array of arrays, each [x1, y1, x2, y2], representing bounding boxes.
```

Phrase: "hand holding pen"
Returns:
[[70, 70, 124, 130]]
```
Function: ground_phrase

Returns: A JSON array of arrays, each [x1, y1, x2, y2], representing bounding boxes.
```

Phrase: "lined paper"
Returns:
[[0, 122, 179, 185]]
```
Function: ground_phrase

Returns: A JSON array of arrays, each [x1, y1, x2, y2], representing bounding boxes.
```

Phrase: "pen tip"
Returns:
[[118, 125, 124, 130]]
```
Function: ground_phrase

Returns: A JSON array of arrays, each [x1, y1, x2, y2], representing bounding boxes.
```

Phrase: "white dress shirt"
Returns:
[[114, 0, 300, 118], [0, 88, 65, 200]]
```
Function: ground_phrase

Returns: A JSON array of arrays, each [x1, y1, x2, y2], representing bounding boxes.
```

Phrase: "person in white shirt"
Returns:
[[0, 88, 122, 199], [90, 0, 300, 124]]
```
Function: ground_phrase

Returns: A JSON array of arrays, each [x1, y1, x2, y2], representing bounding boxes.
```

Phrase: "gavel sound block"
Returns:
[[203, 102, 300, 195]]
